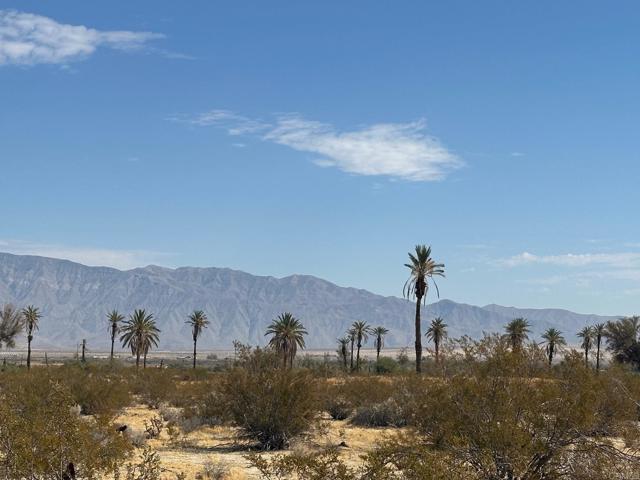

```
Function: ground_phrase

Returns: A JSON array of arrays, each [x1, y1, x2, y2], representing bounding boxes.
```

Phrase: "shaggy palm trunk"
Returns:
[[356, 339, 362, 371], [584, 347, 589, 368], [143, 352, 148, 369], [110, 332, 115, 361], [26, 333, 33, 370], [135, 351, 141, 371], [435, 337, 440, 364], [376, 341, 381, 362], [193, 338, 197, 369], [350, 339, 354, 371], [548, 344, 554, 366], [596, 337, 601, 371], [415, 296, 423, 373]]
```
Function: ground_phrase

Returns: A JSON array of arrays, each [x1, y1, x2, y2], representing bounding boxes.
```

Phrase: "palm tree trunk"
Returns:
[[193, 338, 197, 369], [548, 345, 553, 366], [143, 352, 147, 369], [356, 341, 362, 371], [376, 342, 381, 362], [135, 351, 140, 371], [27, 334, 33, 370], [110, 333, 115, 361], [584, 347, 589, 368], [350, 341, 354, 371], [435, 338, 439, 364], [415, 297, 422, 373], [596, 338, 601, 371]]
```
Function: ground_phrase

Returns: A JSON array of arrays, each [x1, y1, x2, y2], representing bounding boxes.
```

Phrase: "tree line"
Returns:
[[2, 244, 640, 372]]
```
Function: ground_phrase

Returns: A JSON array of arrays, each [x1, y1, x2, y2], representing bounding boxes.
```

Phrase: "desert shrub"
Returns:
[[131, 368, 177, 408], [54, 364, 131, 415], [350, 398, 406, 427], [248, 447, 359, 480], [374, 356, 399, 374], [400, 335, 640, 479], [199, 460, 230, 480], [124, 446, 161, 480], [325, 397, 352, 420], [0, 373, 131, 479], [221, 349, 318, 449]]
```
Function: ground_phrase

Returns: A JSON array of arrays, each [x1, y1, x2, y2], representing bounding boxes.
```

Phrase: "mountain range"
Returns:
[[0, 252, 617, 350]]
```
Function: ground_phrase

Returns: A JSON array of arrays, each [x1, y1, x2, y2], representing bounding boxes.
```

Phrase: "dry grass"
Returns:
[[113, 404, 401, 479]]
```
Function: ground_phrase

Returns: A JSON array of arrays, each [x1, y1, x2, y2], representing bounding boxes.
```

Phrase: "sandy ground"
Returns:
[[114, 405, 397, 479]]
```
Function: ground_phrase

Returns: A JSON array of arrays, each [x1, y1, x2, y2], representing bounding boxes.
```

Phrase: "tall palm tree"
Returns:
[[120, 309, 160, 371], [265, 312, 307, 368], [541, 328, 566, 366], [504, 318, 531, 352], [577, 326, 594, 368], [186, 310, 209, 369], [426, 317, 448, 364], [107, 310, 125, 361], [593, 323, 606, 371], [351, 321, 371, 371], [0, 304, 23, 349], [372, 326, 389, 362], [337, 337, 350, 370], [404, 245, 445, 373], [22, 305, 41, 370], [348, 327, 356, 371]]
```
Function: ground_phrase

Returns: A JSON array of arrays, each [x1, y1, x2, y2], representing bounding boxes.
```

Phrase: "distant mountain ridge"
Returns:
[[0, 252, 617, 350]]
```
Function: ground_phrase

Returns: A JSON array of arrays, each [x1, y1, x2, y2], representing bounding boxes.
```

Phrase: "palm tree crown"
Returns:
[[504, 318, 531, 351], [403, 244, 445, 374], [186, 310, 209, 368], [426, 317, 448, 363], [265, 312, 307, 368], [187, 310, 209, 342], [351, 320, 372, 371], [541, 328, 566, 365], [120, 309, 160, 369], [22, 305, 41, 336], [0, 304, 23, 349], [372, 326, 389, 361], [577, 326, 594, 367], [107, 310, 125, 360]]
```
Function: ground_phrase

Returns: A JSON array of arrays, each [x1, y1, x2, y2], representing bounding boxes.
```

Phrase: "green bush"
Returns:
[[374, 356, 399, 374], [350, 398, 406, 427], [0, 373, 131, 479], [221, 350, 318, 449]]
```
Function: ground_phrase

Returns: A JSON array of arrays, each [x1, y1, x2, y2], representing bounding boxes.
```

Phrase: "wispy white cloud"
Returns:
[[0, 239, 171, 270], [501, 251, 640, 268], [173, 109, 462, 182], [0, 10, 164, 66]]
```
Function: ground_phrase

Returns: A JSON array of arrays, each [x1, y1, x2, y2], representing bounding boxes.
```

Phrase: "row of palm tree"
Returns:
[[0, 304, 41, 369], [108, 309, 210, 369]]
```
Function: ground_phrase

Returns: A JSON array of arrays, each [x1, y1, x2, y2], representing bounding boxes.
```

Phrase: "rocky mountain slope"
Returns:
[[0, 252, 617, 350]]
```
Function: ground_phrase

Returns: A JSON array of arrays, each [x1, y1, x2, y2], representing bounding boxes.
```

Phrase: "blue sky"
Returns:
[[1, 1, 640, 315]]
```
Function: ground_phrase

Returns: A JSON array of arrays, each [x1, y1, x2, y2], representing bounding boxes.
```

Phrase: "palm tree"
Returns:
[[22, 305, 41, 370], [404, 245, 445, 373], [0, 304, 23, 349], [265, 312, 307, 368], [577, 326, 594, 368], [337, 337, 349, 370], [504, 318, 531, 351], [593, 323, 606, 371], [351, 321, 371, 371], [372, 326, 389, 362], [348, 327, 356, 371], [107, 310, 125, 361], [426, 317, 448, 363], [120, 309, 160, 371], [541, 328, 566, 366], [186, 310, 209, 369]]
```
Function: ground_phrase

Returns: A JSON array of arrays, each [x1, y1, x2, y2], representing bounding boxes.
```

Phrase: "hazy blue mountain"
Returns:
[[0, 252, 616, 350]]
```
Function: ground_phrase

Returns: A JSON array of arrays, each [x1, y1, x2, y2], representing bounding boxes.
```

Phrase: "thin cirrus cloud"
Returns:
[[0, 239, 172, 270], [175, 109, 463, 182], [501, 251, 640, 268], [0, 10, 165, 66]]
